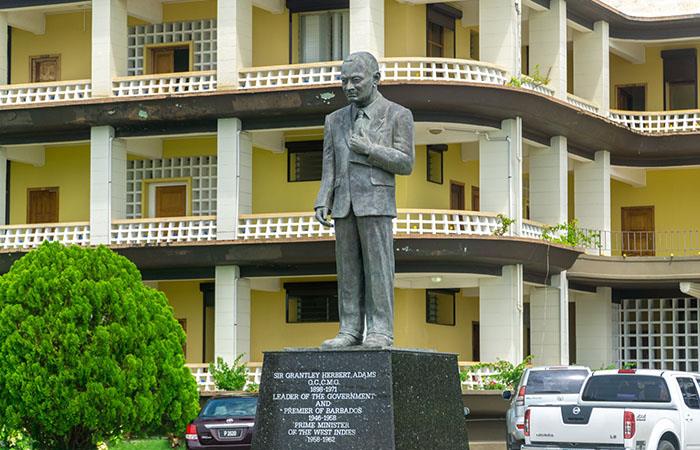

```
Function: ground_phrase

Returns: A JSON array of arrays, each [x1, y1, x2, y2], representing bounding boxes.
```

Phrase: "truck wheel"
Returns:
[[658, 440, 676, 450], [506, 433, 522, 450]]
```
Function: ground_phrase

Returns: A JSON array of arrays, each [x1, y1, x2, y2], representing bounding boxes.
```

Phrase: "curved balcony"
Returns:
[[0, 80, 92, 106]]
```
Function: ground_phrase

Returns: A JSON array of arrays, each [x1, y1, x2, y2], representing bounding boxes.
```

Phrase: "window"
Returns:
[[285, 282, 339, 323], [617, 84, 646, 111], [427, 144, 445, 184], [299, 10, 349, 63], [147, 43, 191, 74], [30, 55, 60, 83], [426, 289, 456, 326], [471, 186, 480, 211], [581, 375, 671, 403], [662, 49, 697, 110], [677, 377, 700, 409], [287, 141, 323, 182], [426, 4, 460, 58]]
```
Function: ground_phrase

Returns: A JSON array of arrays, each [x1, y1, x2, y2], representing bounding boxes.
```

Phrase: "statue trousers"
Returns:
[[334, 206, 394, 340]]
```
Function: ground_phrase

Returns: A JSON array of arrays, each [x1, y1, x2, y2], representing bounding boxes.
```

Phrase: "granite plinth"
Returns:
[[251, 348, 469, 450]]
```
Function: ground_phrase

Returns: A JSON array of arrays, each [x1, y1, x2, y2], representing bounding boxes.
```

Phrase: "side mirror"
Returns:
[[463, 407, 471, 418], [502, 390, 513, 401]]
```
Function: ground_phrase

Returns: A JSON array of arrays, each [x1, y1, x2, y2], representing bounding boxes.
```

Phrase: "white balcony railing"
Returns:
[[0, 80, 92, 106], [0, 222, 90, 250], [186, 363, 263, 393], [111, 216, 216, 246], [521, 80, 555, 97], [112, 71, 217, 97], [567, 93, 600, 114], [609, 109, 700, 134], [238, 61, 343, 90]]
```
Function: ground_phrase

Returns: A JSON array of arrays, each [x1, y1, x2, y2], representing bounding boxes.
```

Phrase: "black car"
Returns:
[[186, 394, 258, 449]]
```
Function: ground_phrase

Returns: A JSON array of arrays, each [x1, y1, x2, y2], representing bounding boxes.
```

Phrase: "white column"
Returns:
[[217, 0, 252, 89], [92, 0, 128, 97], [90, 126, 126, 245], [529, 0, 567, 99], [349, 0, 384, 58], [0, 148, 6, 225], [573, 21, 610, 114], [217, 118, 252, 240], [530, 272, 569, 365], [479, 118, 523, 235], [574, 150, 610, 255], [576, 287, 614, 369], [0, 13, 8, 84], [479, 265, 524, 363], [215, 265, 251, 363], [529, 136, 567, 226], [479, 0, 521, 75]]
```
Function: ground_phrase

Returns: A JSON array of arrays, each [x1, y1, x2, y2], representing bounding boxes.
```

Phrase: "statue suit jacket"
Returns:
[[314, 93, 415, 218]]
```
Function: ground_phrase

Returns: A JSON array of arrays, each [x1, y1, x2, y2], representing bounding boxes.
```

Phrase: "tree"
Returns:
[[0, 243, 199, 449]]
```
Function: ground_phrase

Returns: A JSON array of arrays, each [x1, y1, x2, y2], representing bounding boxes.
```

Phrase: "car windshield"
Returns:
[[201, 397, 258, 418], [526, 370, 589, 394], [582, 375, 671, 403]]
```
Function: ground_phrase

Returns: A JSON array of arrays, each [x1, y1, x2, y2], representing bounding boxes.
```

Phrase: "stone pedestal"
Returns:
[[252, 348, 469, 450]]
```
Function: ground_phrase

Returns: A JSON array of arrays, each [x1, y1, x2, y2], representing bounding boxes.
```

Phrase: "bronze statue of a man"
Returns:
[[314, 52, 415, 348]]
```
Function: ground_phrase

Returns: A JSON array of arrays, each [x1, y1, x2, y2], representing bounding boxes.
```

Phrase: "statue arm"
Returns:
[[366, 108, 415, 176], [314, 116, 335, 211]]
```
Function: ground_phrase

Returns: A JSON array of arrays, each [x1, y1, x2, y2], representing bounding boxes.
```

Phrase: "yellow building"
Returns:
[[0, 0, 699, 384]]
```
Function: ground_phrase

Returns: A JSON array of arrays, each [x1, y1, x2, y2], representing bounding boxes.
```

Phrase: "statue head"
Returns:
[[340, 52, 381, 108]]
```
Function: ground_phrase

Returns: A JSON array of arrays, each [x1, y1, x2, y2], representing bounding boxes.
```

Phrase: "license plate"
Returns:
[[221, 429, 241, 438]]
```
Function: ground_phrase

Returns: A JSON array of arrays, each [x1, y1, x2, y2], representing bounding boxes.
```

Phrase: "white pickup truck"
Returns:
[[523, 369, 700, 450]]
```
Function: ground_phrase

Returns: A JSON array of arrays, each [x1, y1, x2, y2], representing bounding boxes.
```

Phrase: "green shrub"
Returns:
[[0, 243, 199, 450], [462, 356, 533, 390], [209, 355, 248, 391]]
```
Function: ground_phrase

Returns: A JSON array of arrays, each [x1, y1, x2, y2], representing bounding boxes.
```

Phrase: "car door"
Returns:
[[675, 376, 700, 449]]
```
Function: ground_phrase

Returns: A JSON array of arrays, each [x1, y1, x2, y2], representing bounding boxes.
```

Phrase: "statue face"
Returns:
[[340, 59, 378, 107]]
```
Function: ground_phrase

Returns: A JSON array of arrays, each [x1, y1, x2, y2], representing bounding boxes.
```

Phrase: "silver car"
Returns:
[[503, 365, 591, 450]]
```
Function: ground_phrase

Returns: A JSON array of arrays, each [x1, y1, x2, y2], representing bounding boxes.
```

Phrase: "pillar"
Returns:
[[574, 150, 610, 255], [217, 0, 252, 89], [573, 21, 610, 114], [215, 265, 251, 363], [349, 0, 384, 58], [91, 0, 128, 97], [90, 126, 126, 245], [479, 265, 524, 363], [576, 287, 614, 369], [0, 148, 6, 225], [217, 118, 252, 240], [529, 0, 567, 99], [479, 0, 521, 75], [529, 136, 567, 226], [530, 272, 569, 365], [0, 13, 7, 84], [479, 118, 523, 235]]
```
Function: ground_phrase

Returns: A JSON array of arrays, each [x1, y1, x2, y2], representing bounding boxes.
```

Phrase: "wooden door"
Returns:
[[27, 188, 59, 224], [450, 181, 465, 210], [621, 206, 655, 256], [471, 186, 480, 211], [155, 185, 187, 218], [151, 48, 175, 74], [472, 321, 480, 361]]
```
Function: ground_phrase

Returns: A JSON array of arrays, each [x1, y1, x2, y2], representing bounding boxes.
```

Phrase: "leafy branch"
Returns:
[[209, 354, 248, 391], [461, 356, 534, 390], [542, 219, 601, 249], [493, 214, 516, 236]]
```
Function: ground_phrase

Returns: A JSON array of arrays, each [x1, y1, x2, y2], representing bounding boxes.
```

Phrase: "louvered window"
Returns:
[[300, 10, 349, 63]]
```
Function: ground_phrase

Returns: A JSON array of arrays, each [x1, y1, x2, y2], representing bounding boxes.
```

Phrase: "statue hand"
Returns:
[[349, 132, 371, 155], [315, 207, 333, 228]]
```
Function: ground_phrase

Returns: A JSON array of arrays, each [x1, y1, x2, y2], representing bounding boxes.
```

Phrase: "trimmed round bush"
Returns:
[[0, 243, 199, 449]]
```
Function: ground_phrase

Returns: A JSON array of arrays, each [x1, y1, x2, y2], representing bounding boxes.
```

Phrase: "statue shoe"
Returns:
[[321, 333, 362, 349], [363, 333, 393, 348]]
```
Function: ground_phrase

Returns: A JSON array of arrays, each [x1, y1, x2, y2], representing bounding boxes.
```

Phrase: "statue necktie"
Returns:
[[354, 108, 367, 135]]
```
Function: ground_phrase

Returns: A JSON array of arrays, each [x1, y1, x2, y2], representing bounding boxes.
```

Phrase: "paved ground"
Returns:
[[467, 418, 506, 450]]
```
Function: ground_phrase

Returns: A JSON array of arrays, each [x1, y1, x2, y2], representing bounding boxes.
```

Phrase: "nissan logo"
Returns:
[[572, 407, 581, 415]]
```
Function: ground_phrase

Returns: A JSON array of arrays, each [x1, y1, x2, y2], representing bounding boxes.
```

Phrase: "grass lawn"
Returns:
[[109, 438, 175, 450]]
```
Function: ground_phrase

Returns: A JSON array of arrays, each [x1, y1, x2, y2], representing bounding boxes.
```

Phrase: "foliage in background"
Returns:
[[542, 219, 601, 249], [461, 356, 533, 390], [507, 65, 552, 88], [0, 243, 199, 450], [209, 354, 248, 391], [493, 214, 516, 237]]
